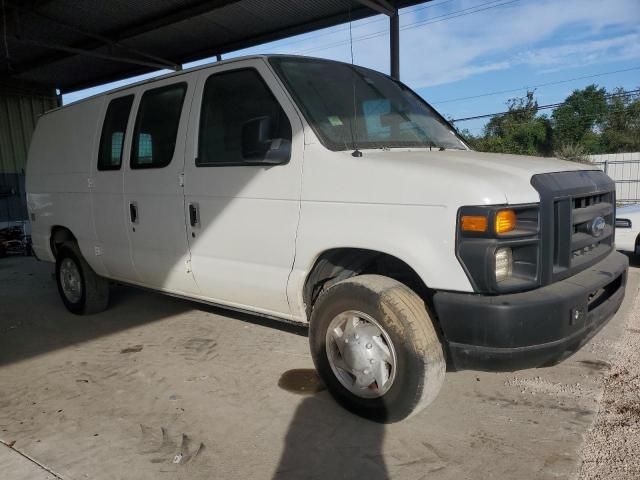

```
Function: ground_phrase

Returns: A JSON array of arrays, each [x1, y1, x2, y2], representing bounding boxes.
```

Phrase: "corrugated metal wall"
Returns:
[[0, 81, 58, 226]]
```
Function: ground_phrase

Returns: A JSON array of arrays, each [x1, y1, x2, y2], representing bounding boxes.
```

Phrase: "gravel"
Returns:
[[577, 277, 640, 479]]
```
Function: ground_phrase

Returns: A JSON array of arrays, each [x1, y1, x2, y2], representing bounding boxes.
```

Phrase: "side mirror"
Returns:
[[241, 116, 290, 165]]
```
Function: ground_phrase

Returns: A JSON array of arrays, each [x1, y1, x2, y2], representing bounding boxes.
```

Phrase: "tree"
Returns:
[[455, 84, 639, 158], [473, 91, 553, 156], [551, 85, 607, 153], [600, 87, 640, 152]]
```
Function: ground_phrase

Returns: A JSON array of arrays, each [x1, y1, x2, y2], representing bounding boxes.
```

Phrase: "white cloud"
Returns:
[[65, 0, 640, 103], [518, 33, 640, 72], [399, 0, 640, 87], [256, 0, 640, 88]]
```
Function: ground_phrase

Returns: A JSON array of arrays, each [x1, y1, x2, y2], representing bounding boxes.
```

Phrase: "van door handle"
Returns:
[[129, 202, 138, 224], [188, 203, 199, 227]]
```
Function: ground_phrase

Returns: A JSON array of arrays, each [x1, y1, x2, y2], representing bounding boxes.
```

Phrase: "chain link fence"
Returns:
[[590, 152, 640, 205]]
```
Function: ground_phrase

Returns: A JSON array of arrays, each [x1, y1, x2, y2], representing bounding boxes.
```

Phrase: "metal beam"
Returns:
[[353, 0, 396, 16], [390, 10, 400, 79], [354, 1, 400, 79], [15, 38, 181, 72], [56, 5, 380, 93], [7, 2, 181, 70], [21, 0, 432, 93], [7, 0, 240, 74]]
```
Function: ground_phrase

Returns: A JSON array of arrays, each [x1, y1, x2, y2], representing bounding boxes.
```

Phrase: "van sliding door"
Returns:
[[123, 78, 199, 295]]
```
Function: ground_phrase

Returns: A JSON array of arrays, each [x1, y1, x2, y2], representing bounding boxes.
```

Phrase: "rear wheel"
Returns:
[[55, 244, 109, 314], [309, 274, 445, 422]]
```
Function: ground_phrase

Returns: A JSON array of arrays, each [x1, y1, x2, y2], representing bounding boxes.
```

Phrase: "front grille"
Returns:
[[569, 193, 614, 264], [553, 192, 614, 272], [532, 170, 616, 285]]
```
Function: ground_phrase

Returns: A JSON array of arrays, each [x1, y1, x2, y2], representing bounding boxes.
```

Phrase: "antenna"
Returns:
[[348, 6, 362, 157], [1, 0, 11, 72]]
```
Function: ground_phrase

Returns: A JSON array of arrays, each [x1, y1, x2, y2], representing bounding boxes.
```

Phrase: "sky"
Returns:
[[62, 0, 640, 134]]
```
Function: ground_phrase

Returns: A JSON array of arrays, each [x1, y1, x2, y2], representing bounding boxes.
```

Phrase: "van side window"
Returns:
[[131, 83, 187, 169], [197, 69, 292, 166], [97, 95, 134, 170]]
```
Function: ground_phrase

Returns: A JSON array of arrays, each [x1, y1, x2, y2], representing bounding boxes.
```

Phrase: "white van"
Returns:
[[615, 204, 640, 254], [26, 55, 628, 422]]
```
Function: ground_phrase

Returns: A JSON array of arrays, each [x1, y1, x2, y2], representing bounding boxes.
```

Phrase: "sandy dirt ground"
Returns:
[[577, 256, 640, 479], [0, 255, 638, 480]]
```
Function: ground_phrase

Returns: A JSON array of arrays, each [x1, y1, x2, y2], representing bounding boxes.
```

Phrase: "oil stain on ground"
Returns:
[[278, 369, 326, 395]]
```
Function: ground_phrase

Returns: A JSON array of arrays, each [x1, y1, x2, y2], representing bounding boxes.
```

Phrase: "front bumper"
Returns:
[[433, 250, 628, 371]]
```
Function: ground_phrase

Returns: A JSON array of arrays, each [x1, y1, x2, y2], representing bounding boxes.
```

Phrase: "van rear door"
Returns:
[[91, 94, 138, 281]]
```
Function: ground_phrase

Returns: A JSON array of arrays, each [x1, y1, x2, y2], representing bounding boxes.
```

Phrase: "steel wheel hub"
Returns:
[[60, 258, 82, 304], [325, 310, 397, 398]]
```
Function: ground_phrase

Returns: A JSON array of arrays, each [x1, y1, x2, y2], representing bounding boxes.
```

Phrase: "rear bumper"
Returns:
[[433, 250, 628, 371]]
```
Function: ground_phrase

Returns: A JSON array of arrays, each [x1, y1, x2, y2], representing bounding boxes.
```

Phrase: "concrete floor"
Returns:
[[0, 256, 638, 480]]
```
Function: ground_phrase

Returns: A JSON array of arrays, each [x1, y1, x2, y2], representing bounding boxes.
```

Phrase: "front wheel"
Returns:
[[55, 244, 109, 315], [309, 274, 445, 423]]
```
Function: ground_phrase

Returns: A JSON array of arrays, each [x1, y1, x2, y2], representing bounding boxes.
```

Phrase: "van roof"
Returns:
[[45, 54, 268, 114], [47, 54, 358, 115]]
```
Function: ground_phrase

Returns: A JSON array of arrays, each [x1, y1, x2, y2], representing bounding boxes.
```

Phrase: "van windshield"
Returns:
[[269, 57, 467, 152]]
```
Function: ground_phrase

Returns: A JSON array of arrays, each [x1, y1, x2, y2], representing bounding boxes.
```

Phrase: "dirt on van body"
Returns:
[[576, 276, 640, 480]]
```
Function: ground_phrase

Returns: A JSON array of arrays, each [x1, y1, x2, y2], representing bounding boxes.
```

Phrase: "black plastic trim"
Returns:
[[531, 170, 615, 285], [433, 250, 628, 371], [455, 203, 540, 294]]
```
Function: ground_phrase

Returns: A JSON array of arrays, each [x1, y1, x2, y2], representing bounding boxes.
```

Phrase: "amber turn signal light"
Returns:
[[460, 215, 488, 233], [495, 209, 517, 234]]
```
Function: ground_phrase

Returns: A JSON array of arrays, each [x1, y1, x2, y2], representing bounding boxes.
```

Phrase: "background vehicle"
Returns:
[[0, 223, 32, 258], [26, 55, 628, 422], [615, 204, 640, 255]]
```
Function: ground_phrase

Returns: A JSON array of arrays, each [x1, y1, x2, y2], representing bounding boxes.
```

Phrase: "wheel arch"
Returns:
[[50, 225, 77, 259], [302, 247, 433, 319]]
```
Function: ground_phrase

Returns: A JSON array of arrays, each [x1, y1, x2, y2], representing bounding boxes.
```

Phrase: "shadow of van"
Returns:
[[273, 390, 389, 480], [1, 258, 391, 478], [0, 256, 306, 367]]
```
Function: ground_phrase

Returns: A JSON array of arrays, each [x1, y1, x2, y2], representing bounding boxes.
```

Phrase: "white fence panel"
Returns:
[[589, 152, 640, 204]]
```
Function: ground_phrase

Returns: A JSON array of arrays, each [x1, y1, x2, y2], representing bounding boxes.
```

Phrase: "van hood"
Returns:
[[411, 149, 589, 204], [304, 146, 597, 206]]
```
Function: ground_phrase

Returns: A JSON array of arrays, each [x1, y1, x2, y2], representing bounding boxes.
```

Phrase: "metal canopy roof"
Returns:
[[1, 0, 431, 93]]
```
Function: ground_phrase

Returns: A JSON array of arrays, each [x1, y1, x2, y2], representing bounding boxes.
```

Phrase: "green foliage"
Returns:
[[552, 85, 607, 150], [554, 142, 591, 164], [600, 87, 640, 153], [465, 91, 553, 156], [461, 85, 640, 158]]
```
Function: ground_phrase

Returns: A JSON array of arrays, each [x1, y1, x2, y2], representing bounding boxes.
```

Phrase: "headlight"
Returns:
[[457, 204, 539, 293], [495, 247, 513, 283]]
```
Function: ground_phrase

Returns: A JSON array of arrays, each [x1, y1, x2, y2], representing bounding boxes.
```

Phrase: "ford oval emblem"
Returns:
[[590, 216, 606, 237]]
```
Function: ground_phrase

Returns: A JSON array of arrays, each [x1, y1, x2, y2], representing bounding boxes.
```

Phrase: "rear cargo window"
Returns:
[[131, 83, 187, 169], [197, 68, 291, 166], [98, 95, 134, 170]]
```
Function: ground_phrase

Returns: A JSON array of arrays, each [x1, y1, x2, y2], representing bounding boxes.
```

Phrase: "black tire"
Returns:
[[55, 243, 109, 315], [309, 274, 445, 423]]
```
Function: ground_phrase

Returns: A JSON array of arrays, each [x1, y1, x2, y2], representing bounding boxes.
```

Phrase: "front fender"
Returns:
[[287, 201, 473, 321]]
